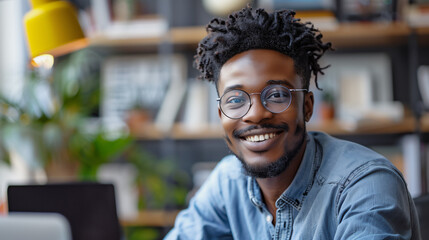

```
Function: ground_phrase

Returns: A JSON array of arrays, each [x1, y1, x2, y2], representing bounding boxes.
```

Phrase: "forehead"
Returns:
[[218, 49, 298, 93]]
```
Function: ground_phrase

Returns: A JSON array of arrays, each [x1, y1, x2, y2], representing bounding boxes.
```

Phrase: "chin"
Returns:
[[242, 152, 284, 168], [234, 124, 307, 178], [237, 153, 290, 178]]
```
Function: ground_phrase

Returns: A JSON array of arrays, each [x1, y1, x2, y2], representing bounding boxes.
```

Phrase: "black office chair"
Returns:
[[414, 194, 429, 239]]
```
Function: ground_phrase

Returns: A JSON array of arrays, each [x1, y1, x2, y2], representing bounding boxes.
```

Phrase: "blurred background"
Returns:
[[0, 0, 429, 239]]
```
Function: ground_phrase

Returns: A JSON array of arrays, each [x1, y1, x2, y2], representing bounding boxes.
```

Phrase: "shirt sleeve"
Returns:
[[164, 160, 234, 240], [334, 160, 421, 240]]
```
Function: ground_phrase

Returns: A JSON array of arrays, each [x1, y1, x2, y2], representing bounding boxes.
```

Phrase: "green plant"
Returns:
[[0, 49, 130, 180], [0, 49, 189, 210], [322, 89, 335, 105], [125, 145, 189, 210], [125, 227, 160, 240]]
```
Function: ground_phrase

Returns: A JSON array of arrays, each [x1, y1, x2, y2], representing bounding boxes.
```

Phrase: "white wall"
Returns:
[[0, 0, 28, 102], [0, 0, 32, 214]]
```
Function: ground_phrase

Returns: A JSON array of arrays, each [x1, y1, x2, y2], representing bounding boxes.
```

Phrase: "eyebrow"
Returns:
[[267, 79, 295, 88], [221, 79, 295, 94], [222, 84, 244, 94]]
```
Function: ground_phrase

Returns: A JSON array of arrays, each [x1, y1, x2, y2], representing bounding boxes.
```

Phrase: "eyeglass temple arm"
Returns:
[[290, 89, 308, 92]]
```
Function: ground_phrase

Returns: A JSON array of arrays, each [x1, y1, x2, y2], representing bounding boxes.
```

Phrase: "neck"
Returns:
[[256, 139, 307, 224]]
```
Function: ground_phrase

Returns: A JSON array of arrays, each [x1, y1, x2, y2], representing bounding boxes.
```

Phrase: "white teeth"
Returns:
[[245, 133, 277, 142]]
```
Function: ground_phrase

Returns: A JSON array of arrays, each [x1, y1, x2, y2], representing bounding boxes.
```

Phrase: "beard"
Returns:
[[233, 123, 307, 178]]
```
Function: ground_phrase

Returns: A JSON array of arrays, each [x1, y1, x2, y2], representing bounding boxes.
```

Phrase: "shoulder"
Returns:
[[310, 131, 387, 162], [308, 133, 418, 238], [309, 131, 401, 183]]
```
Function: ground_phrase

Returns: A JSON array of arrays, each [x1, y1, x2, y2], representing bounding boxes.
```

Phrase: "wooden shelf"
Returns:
[[121, 210, 180, 227], [130, 123, 224, 140], [414, 26, 429, 45], [307, 117, 415, 136], [169, 26, 207, 45], [307, 114, 429, 136], [415, 26, 429, 35], [88, 26, 206, 48], [420, 113, 429, 132], [89, 22, 417, 49], [128, 114, 429, 140], [322, 22, 410, 48]]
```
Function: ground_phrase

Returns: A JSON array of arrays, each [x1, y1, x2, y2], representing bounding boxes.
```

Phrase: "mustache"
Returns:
[[233, 124, 289, 138]]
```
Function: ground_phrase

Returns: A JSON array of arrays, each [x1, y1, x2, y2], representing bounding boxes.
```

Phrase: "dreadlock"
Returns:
[[194, 6, 332, 90]]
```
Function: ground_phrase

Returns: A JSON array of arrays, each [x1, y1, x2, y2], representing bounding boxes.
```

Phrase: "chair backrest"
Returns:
[[0, 212, 72, 240], [414, 194, 429, 239], [7, 182, 122, 240]]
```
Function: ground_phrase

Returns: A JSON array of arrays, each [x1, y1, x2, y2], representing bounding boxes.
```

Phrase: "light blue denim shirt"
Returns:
[[165, 132, 421, 240]]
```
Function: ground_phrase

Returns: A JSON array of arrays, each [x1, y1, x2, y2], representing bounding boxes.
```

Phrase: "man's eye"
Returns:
[[266, 91, 289, 103], [226, 97, 245, 104]]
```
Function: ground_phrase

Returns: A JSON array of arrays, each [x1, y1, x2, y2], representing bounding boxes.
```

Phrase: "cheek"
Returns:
[[290, 98, 306, 123], [283, 105, 303, 123], [220, 117, 237, 149], [277, 103, 305, 133], [220, 117, 236, 136]]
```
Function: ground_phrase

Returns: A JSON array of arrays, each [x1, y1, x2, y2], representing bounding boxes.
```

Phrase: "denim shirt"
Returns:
[[165, 132, 421, 240]]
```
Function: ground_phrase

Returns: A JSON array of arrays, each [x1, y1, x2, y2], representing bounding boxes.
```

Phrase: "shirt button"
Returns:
[[251, 197, 258, 206], [266, 214, 273, 223]]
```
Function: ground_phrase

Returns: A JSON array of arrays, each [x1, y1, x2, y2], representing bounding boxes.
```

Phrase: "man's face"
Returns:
[[217, 49, 314, 178]]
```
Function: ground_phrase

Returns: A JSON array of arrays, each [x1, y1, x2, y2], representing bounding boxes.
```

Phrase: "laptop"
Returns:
[[0, 212, 72, 240], [7, 182, 122, 240]]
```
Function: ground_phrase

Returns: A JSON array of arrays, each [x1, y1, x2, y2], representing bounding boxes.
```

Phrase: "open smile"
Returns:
[[244, 132, 278, 142], [237, 129, 285, 152]]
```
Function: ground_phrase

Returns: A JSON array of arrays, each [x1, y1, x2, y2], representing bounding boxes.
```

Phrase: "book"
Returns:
[[418, 65, 429, 109], [181, 80, 210, 132], [101, 54, 187, 132], [154, 76, 187, 133]]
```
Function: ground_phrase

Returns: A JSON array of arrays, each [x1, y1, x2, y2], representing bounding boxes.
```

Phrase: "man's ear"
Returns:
[[304, 91, 314, 122], [218, 105, 222, 119]]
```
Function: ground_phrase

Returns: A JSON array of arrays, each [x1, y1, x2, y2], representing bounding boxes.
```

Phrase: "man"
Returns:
[[165, 6, 421, 240]]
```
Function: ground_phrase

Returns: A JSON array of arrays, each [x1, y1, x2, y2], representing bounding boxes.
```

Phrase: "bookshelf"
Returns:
[[89, 23, 424, 49], [87, 21, 429, 153], [88, 22, 429, 139], [87, 21, 429, 228]]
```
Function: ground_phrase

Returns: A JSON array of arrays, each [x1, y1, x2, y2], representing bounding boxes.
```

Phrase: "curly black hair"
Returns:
[[194, 6, 332, 91]]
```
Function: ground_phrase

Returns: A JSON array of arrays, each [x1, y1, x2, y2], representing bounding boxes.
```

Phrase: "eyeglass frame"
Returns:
[[217, 84, 308, 119]]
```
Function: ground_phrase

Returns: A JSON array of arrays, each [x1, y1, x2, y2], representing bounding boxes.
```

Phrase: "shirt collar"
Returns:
[[247, 133, 321, 211]]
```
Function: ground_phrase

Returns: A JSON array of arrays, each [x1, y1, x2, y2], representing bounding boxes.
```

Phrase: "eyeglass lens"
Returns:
[[219, 85, 292, 119]]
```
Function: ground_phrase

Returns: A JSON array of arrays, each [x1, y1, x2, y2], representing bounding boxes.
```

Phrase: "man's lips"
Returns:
[[240, 130, 285, 152], [233, 124, 289, 143], [244, 132, 278, 142], [233, 124, 289, 137]]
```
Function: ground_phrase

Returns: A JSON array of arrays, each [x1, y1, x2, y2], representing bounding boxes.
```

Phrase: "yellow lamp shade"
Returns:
[[24, 0, 88, 59]]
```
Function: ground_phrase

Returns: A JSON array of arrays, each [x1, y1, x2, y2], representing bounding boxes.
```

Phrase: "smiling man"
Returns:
[[165, 6, 420, 240]]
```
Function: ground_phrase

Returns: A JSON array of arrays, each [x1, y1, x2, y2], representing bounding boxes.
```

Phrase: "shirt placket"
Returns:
[[273, 204, 293, 240]]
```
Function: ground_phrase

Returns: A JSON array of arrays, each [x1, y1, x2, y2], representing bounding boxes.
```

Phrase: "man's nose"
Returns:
[[241, 95, 273, 123]]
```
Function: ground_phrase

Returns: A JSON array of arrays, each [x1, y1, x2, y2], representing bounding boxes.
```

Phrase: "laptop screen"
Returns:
[[7, 182, 122, 240]]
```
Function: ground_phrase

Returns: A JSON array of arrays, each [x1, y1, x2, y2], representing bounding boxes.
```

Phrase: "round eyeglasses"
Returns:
[[217, 85, 308, 119]]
